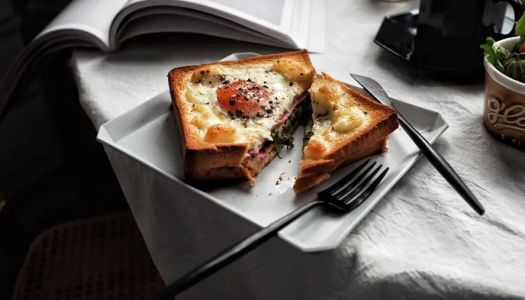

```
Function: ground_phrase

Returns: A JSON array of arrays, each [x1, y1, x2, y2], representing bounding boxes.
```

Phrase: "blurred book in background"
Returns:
[[1, 0, 325, 117]]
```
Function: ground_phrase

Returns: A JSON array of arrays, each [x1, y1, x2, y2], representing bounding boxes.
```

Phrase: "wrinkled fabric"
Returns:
[[73, 0, 525, 299]]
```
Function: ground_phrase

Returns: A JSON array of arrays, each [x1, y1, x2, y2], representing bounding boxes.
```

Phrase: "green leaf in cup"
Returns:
[[481, 37, 506, 71], [482, 12, 525, 83]]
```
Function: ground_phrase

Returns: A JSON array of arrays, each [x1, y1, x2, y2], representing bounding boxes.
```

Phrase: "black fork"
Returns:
[[154, 159, 389, 300]]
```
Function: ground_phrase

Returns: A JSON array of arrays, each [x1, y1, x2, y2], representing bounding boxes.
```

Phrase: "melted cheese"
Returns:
[[205, 124, 237, 143], [309, 80, 343, 115], [305, 79, 371, 158], [182, 63, 306, 148], [331, 107, 366, 132], [272, 58, 314, 83]]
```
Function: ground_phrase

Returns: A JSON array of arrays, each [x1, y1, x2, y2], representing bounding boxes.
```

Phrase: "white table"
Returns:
[[73, 1, 525, 299]]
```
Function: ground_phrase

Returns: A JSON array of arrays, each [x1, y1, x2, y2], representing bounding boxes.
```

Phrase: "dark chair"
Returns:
[[12, 213, 165, 300]]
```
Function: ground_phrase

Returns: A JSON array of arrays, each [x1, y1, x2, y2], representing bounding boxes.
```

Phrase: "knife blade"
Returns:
[[350, 74, 485, 215]]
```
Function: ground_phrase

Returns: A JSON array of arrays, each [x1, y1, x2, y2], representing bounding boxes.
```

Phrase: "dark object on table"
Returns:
[[351, 74, 485, 215], [375, 0, 524, 77], [11, 213, 165, 300], [155, 160, 388, 300]]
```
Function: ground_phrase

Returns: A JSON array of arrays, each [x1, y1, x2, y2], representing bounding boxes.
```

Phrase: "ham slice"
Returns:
[[248, 91, 309, 160]]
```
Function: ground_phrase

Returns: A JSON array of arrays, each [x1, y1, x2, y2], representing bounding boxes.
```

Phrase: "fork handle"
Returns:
[[397, 113, 485, 215], [155, 200, 323, 300]]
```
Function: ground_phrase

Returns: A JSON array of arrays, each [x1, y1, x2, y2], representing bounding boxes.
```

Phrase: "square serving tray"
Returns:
[[97, 53, 448, 252]]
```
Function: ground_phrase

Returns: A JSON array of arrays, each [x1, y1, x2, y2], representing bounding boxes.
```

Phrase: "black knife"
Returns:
[[351, 74, 485, 215]]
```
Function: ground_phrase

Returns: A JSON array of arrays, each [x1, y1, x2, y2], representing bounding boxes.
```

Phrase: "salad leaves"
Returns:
[[481, 12, 525, 82], [480, 37, 509, 71], [271, 128, 294, 157]]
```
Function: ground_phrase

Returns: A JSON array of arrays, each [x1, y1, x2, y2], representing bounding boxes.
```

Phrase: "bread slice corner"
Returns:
[[294, 73, 399, 192]]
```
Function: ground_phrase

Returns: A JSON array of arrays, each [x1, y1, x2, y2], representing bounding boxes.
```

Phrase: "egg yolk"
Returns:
[[216, 80, 269, 118]]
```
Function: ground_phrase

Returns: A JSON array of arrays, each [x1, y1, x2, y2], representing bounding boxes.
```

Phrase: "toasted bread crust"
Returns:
[[168, 50, 315, 183], [294, 73, 399, 192]]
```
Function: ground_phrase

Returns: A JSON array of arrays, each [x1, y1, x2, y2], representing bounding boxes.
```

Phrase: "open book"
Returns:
[[0, 0, 325, 116]]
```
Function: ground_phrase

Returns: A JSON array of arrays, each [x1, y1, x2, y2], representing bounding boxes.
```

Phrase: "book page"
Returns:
[[288, 0, 325, 52], [121, 0, 293, 43], [196, 0, 285, 26], [119, 13, 291, 48], [125, 0, 287, 26], [37, 0, 128, 49], [121, 0, 324, 50]]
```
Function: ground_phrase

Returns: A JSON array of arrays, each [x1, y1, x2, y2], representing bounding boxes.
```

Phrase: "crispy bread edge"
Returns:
[[167, 50, 315, 183]]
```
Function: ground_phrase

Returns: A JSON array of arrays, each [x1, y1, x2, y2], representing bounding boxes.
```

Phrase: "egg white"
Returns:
[[183, 63, 304, 149]]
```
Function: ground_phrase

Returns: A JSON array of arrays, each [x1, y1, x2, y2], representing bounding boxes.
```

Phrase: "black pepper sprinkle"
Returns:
[[300, 73, 304, 75], [263, 85, 268, 88], [289, 82, 293, 86], [247, 78, 252, 82], [200, 70, 205, 75], [223, 80, 230, 84]]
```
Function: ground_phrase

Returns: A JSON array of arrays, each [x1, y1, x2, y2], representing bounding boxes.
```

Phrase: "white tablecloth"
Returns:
[[73, 0, 525, 299]]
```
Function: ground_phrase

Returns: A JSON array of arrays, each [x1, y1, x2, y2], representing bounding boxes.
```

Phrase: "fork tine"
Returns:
[[331, 161, 376, 197], [318, 160, 374, 200], [337, 164, 383, 200], [342, 167, 389, 211]]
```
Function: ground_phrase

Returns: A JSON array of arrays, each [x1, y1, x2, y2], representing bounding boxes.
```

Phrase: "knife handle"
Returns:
[[396, 113, 485, 215]]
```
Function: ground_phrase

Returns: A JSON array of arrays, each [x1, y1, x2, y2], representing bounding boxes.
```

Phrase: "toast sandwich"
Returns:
[[294, 73, 399, 192], [168, 51, 315, 184]]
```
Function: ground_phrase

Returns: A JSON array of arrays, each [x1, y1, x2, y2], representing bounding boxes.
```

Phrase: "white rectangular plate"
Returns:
[[97, 54, 448, 252]]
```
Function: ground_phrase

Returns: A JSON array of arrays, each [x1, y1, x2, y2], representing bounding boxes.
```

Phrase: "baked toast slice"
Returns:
[[294, 73, 399, 192], [168, 51, 315, 185]]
